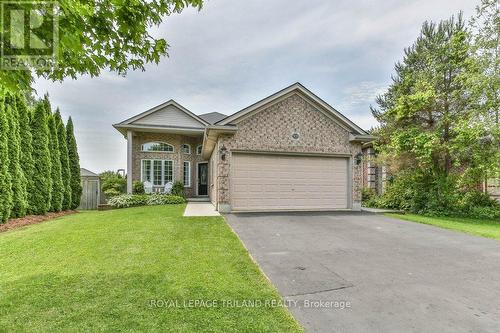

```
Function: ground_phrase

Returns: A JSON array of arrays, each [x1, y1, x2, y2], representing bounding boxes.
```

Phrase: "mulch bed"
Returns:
[[0, 210, 78, 233]]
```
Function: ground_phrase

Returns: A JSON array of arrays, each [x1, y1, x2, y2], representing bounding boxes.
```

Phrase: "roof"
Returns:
[[198, 112, 227, 124], [216, 82, 368, 135], [113, 83, 370, 137], [80, 168, 99, 177], [113, 100, 208, 136]]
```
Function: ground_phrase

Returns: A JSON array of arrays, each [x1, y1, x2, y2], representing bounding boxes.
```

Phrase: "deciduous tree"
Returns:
[[0, 0, 204, 92]]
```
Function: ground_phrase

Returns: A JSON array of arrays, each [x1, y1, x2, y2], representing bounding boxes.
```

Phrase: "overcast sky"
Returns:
[[33, 0, 477, 173]]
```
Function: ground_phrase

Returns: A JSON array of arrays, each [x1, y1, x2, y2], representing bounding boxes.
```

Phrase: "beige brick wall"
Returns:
[[213, 93, 363, 211], [131, 132, 206, 197]]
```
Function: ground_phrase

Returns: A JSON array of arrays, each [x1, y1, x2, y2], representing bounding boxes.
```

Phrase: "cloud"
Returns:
[[33, 0, 477, 173]]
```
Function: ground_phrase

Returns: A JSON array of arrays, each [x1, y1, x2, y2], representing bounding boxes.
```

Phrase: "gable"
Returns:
[[218, 83, 367, 135], [231, 91, 352, 133], [131, 104, 205, 128], [227, 93, 353, 154]]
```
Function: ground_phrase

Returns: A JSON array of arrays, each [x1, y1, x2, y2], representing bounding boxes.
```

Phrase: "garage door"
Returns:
[[231, 153, 349, 211]]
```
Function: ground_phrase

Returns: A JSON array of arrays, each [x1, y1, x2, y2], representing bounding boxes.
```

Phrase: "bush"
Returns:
[[104, 188, 122, 198], [108, 194, 147, 208], [133, 181, 145, 194], [171, 181, 185, 197], [369, 170, 499, 219], [100, 171, 127, 194], [108, 194, 186, 209], [468, 206, 500, 220], [146, 194, 186, 205], [458, 190, 495, 211]]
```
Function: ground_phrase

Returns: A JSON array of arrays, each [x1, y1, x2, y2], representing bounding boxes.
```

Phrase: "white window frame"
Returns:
[[183, 161, 191, 187], [140, 142, 174, 153], [196, 145, 203, 155], [181, 144, 191, 154], [140, 159, 174, 187]]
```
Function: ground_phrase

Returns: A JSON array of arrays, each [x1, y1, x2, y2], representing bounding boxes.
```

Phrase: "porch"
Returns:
[[122, 129, 210, 199]]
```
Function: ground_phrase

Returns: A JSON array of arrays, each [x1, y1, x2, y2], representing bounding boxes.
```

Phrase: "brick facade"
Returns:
[[212, 93, 363, 211], [131, 132, 205, 197]]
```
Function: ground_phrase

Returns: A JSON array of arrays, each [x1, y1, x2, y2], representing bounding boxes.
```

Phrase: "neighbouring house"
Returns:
[[113, 83, 376, 212]]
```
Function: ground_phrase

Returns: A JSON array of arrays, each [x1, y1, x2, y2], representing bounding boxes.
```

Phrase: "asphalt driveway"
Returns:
[[225, 212, 500, 333]]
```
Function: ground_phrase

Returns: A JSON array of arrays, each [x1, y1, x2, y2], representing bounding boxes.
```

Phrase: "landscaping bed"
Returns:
[[0, 210, 78, 233]]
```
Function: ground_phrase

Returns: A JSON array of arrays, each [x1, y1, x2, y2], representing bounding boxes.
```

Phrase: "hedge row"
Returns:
[[0, 92, 82, 223]]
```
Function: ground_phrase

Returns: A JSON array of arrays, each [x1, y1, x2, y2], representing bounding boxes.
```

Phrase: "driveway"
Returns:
[[225, 212, 500, 333]]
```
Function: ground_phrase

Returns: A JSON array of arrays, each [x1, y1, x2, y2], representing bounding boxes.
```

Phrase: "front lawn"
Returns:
[[0, 205, 302, 332], [387, 213, 500, 240]]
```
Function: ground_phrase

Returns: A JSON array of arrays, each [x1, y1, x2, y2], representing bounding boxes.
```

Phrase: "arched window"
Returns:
[[181, 144, 191, 154], [141, 142, 174, 152], [196, 145, 203, 155]]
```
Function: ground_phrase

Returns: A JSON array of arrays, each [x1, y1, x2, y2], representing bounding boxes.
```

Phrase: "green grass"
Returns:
[[0, 205, 302, 332], [387, 213, 500, 240]]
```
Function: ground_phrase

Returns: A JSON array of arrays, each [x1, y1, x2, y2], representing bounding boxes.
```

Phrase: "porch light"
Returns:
[[355, 152, 363, 165], [220, 144, 227, 161]]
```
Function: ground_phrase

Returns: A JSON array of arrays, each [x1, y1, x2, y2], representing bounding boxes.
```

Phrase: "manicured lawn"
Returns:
[[387, 213, 500, 240], [0, 205, 302, 332]]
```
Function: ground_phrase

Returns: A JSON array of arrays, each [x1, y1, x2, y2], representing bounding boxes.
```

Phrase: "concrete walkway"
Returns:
[[183, 202, 220, 216]]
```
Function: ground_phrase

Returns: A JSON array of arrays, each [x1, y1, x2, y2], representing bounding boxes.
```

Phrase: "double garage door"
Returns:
[[231, 153, 350, 211]]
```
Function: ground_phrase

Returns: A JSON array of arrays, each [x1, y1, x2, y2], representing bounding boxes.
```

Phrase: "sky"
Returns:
[[33, 0, 477, 173]]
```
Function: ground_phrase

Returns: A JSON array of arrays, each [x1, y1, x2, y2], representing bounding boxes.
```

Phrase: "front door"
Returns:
[[198, 163, 208, 196]]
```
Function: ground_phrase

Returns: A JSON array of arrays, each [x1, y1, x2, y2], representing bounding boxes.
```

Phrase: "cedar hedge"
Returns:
[[0, 92, 82, 223]]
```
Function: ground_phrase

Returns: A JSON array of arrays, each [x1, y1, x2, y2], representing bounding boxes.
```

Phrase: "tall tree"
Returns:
[[5, 94, 28, 218], [371, 14, 479, 212], [30, 103, 52, 214], [0, 0, 204, 92], [54, 110, 72, 210], [48, 114, 63, 212], [469, 0, 499, 124], [455, 0, 500, 187], [372, 14, 473, 176], [66, 117, 81, 209], [15, 94, 35, 213], [0, 94, 13, 222]]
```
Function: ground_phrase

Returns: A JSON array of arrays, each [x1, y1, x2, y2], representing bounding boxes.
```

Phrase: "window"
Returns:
[[141, 160, 152, 182], [181, 144, 191, 154], [141, 159, 174, 186], [164, 160, 173, 183], [141, 142, 174, 152], [196, 145, 203, 155], [153, 160, 162, 186], [183, 161, 191, 187]]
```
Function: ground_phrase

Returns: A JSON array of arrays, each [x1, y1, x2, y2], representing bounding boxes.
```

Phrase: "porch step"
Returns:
[[187, 197, 210, 202]]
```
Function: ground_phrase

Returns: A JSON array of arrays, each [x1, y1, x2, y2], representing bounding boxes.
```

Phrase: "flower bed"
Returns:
[[107, 194, 186, 209]]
